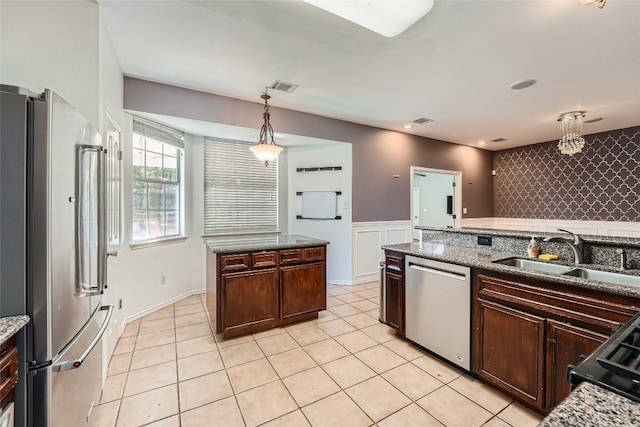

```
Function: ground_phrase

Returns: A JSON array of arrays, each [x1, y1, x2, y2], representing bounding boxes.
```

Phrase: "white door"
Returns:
[[412, 188, 420, 240]]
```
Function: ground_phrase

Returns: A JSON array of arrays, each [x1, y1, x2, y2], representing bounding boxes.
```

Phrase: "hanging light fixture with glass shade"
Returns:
[[250, 89, 283, 166], [557, 111, 586, 156]]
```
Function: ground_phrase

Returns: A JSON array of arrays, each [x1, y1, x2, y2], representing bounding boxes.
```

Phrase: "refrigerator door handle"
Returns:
[[54, 305, 114, 372], [97, 145, 108, 292], [77, 145, 107, 296]]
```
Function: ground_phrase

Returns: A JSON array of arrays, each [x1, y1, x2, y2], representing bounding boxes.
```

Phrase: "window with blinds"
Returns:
[[204, 137, 278, 235], [132, 117, 185, 243]]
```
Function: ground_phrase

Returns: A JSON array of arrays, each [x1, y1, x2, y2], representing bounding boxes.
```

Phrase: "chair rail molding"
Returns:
[[461, 218, 640, 238]]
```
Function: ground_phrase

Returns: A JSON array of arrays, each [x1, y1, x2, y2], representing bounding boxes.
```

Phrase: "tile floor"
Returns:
[[91, 282, 544, 427]]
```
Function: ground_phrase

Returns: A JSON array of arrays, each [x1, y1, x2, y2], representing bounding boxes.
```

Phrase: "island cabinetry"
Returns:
[[281, 261, 326, 319], [384, 251, 405, 336], [474, 271, 640, 412], [207, 242, 327, 339], [222, 268, 279, 337]]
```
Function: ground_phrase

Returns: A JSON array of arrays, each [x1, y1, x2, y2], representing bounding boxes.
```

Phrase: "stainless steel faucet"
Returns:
[[543, 229, 585, 264]]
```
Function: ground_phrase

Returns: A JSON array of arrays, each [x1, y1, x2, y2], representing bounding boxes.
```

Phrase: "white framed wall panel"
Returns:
[[352, 221, 411, 285]]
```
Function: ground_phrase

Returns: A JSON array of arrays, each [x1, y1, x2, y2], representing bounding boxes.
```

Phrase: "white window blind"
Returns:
[[133, 116, 185, 149], [204, 137, 278, 235]]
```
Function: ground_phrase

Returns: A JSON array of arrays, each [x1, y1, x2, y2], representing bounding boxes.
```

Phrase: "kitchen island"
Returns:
[[204, 234, 328, 339]]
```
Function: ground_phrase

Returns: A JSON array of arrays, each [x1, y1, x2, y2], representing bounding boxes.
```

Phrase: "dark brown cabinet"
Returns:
[[478, 299, 545, 408], [384, 251, 405, 336], [222, 268, 279, 336], [281, 262, 326, 319], [545, 320, 607, 408], [207, 245, 327, 338], [474, 271, 640, 413], [0, 336, 18, 412]]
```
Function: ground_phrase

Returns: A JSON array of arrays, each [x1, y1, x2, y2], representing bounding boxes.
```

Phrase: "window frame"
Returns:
[[131, 117, 186, 245]]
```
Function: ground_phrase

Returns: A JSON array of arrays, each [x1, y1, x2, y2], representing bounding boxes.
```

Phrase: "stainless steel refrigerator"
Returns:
[[0, 85, 113, 426]]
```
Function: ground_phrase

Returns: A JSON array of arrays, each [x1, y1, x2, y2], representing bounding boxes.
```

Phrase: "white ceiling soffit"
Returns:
[[99, 0, 640, 151], [302, 0, 434, 37]]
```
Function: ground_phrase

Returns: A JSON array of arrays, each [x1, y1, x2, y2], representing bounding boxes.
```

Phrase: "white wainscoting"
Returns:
[[461, 218, 640, 238], [352, 221, 412, 285]]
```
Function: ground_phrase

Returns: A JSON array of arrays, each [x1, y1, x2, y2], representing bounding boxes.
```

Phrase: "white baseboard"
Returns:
[[123, 288, 206, 325], [328, 279, 354, 286], [352, 274, 380, 285]]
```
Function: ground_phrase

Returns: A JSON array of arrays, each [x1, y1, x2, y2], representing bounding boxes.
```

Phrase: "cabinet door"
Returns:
[[385, 272, 403, 333], [222, 268, 278, 336], [280, 262, 326, 319], [478, 299, 546, 409], [546, 320, 607, 409]]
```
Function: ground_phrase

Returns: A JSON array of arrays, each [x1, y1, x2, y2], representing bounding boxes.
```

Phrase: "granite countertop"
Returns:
[[204, 234, 329, 254], [0, 315, 30, 345], [382, 241, 640, 299], [538, 382, 640, 426]]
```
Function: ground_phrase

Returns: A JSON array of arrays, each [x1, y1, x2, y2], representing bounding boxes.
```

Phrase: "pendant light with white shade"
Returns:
[[250, 89, 283, 166]]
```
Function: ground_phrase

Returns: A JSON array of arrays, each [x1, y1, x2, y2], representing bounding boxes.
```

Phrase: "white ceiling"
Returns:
[[100, 0, 640, 150]]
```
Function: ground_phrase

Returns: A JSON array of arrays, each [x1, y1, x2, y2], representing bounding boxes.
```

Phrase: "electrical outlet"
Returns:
[[478, 236, 492, 246], [160, 274, 167, 285]]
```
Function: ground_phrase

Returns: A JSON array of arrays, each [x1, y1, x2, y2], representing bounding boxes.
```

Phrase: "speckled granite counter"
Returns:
[[204, 234, 329, 254], [382, 241, 640, 298], [0, 315, 29, 345], [538, 382, 640, 426]]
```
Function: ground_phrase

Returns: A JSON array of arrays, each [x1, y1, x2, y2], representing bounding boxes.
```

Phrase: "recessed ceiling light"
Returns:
[[303, 0, 434, 37], [510, 79, 536, 90], [478, 141, 487, 146], [403, 124, 413, 129]]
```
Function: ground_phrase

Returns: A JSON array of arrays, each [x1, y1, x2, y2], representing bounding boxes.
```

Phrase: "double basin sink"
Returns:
[[493, 257, 640, 288]]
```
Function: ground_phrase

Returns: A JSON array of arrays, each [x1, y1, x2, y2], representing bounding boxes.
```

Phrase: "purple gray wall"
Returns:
[[123, 77, 494, 222], [493, 126, 640, 221]]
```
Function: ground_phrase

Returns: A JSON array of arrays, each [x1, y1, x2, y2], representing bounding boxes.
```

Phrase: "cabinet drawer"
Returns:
[[385, 254, 404, 274], [280, 249, 302, 265], [0, 346, 18, 402], [303, 247, 325, 262], [220, 254, 250, 272], [477, 273, 638, 335], [252, 251, 277, 268]]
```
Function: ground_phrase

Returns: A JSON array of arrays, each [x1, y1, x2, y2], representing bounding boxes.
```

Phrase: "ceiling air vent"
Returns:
[[270, 80, 299, 93], [584, 117, 603, 124], [490, 138, 508, 143], [413, 117, 433, 125]]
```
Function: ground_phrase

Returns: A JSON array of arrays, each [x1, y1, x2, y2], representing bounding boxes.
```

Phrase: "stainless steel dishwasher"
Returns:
[[405, 255, 471, 371]]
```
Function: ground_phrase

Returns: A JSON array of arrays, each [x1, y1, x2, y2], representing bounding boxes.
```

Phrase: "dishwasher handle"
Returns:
[[408, 264, 467, 281]]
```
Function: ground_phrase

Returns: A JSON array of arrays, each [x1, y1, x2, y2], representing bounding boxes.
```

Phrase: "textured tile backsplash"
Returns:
[[494, 126, 640, 222]]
